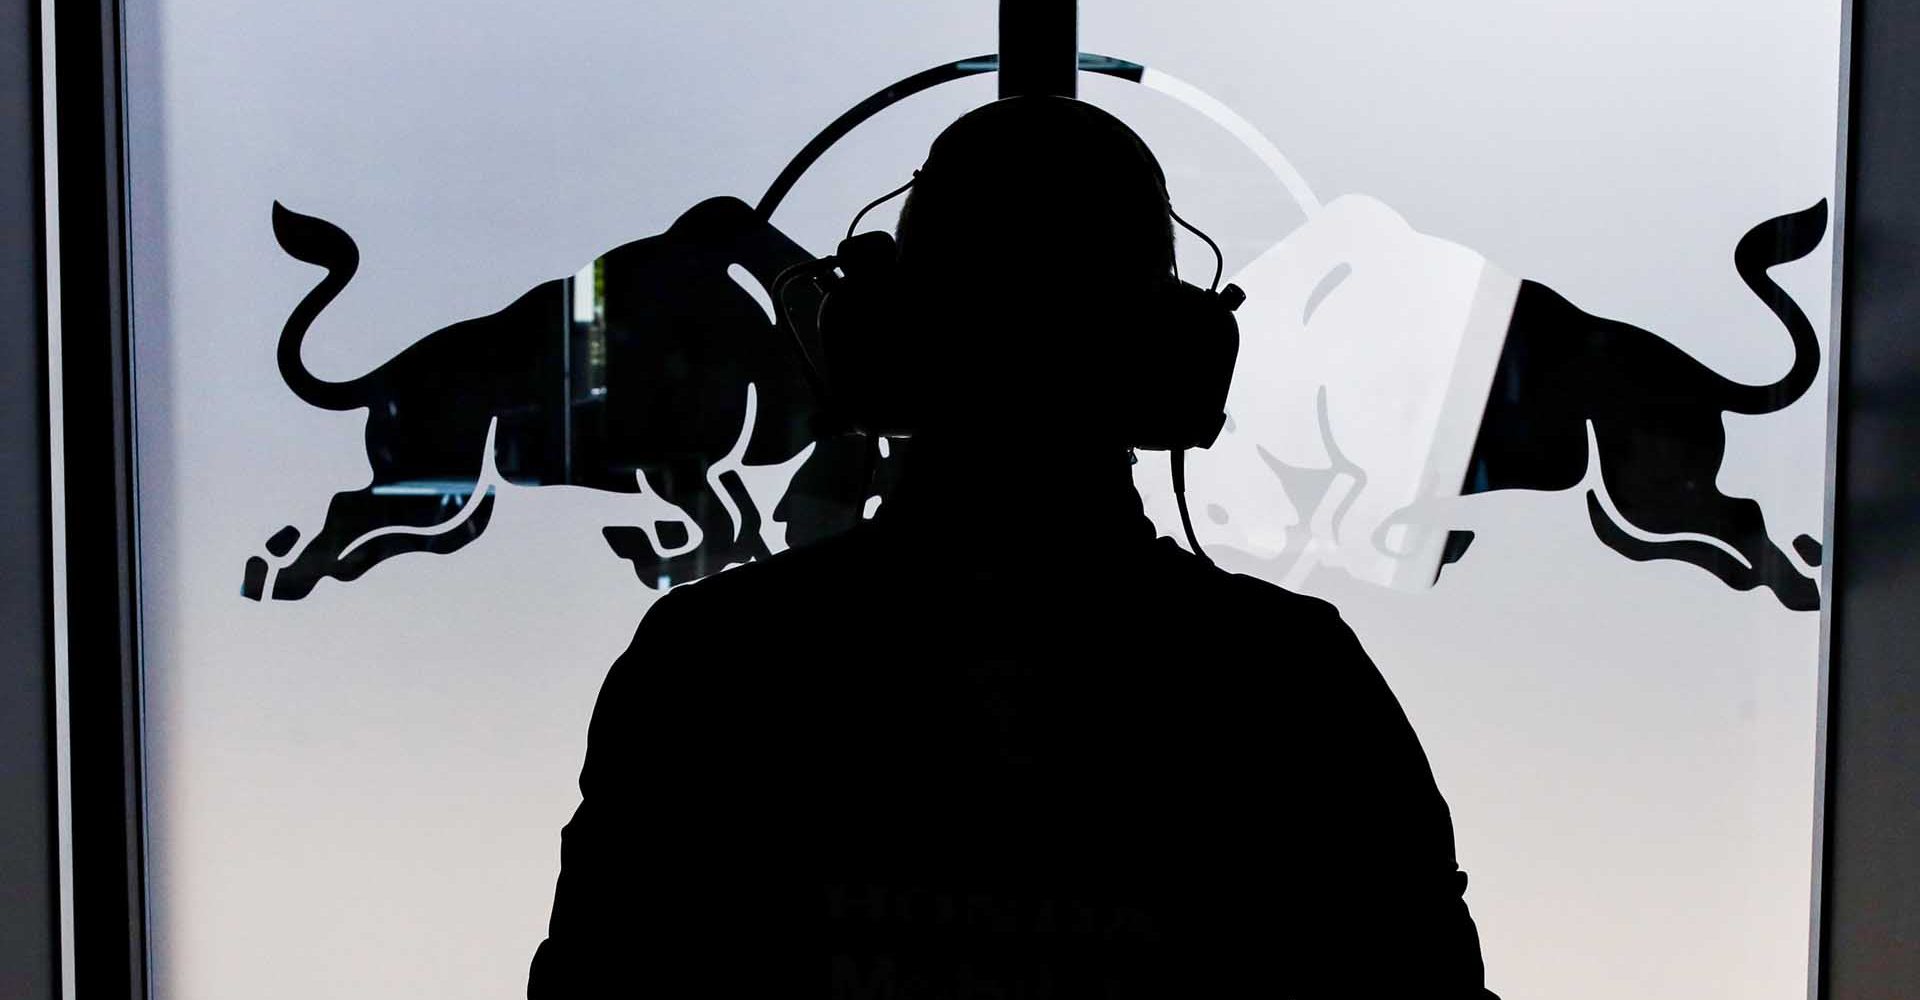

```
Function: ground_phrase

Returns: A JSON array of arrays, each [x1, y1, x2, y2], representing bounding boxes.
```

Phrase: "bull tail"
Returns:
[[1723, 199, 1828, 415], [272, 201, 370, 411]]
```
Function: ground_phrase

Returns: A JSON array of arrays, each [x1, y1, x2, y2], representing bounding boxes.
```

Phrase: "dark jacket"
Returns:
[[530, 469, 1494, 998]]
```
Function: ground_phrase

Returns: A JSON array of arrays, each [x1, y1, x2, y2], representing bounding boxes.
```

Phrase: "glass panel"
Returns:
[[126, 2, 1842, 998]]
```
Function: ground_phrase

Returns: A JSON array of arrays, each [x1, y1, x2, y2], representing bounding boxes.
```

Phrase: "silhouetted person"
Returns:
[[530, 97, 1496, 998]]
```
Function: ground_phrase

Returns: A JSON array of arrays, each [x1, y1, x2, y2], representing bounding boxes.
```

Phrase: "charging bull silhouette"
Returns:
[[242, 196, 871, 601], [1180, 195, 1828, 611], [247, 193, 1828, 613], [1458, 201, 1828, 611]]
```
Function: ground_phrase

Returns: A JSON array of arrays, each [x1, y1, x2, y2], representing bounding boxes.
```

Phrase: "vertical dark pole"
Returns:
[[2, 0, 59, 996], [1818, 0, 1920, 996], [54, 0, 148, 995], [999, 0, 1077, 98]]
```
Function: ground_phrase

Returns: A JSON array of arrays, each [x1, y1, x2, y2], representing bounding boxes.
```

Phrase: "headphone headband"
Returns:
[[755, 53, 1319, 224]]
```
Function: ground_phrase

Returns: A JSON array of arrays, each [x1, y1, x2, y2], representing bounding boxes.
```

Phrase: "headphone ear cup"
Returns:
[[1120, 279, 1241, 451], [817, 232, 922, 437]]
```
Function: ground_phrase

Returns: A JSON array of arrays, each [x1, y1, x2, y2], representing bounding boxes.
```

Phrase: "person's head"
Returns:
[[887, 96, 1180, 443], [896, 96, 1175, 290]]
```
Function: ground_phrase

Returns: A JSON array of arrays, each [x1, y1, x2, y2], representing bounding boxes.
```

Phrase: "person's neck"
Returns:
[[879, 430, 1152, 544]]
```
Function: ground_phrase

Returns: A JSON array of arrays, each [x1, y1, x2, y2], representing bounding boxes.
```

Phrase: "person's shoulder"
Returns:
[[641, 526, 877, 627], [596, 530, 877, 711], [1141, 538, 1375, 672], [1149, 537, 1342, 617], [1220, 565, 1342, 621]]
